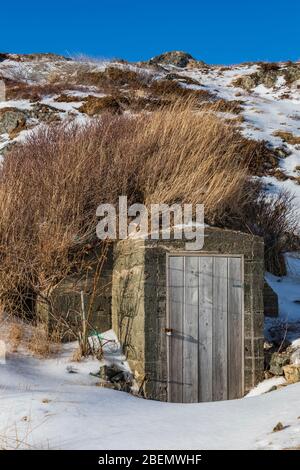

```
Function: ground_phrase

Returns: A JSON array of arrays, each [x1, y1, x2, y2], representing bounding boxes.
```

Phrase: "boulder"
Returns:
[[290, 348, 300, 365], [149, 51, 205, 69], [283, 364, 300, 384], [269, 351, 290, 375], [0, 107, 27, 136], [29, 103, 60, 123]]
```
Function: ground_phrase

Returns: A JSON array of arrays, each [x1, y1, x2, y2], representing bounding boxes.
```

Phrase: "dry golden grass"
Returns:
[[8, 323, 23, 352], [199, 98, 244, 114], [28, 324, 50, 357], [56, 64, 153, 93], [79, 95, 121, 115], [71, 347, 83, 362], [0, 98, 296, 326], [27, 323, 61, 357], [149, 79, 213, 101], [273, 130, 300, 145], [5, 82, 80, 102]]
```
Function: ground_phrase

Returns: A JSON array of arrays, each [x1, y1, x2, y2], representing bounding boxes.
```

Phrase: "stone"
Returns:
[[149, 51, 205, 69], [104, 364, 133, 393], [269, 352, 290, 376], [29, 103, 60, 123], [283, 364, 300, 384], [290, 348, 300, 365], [0, 107, 27, 135], [97, 365, 108, 380], [273, 422, 284, 432]]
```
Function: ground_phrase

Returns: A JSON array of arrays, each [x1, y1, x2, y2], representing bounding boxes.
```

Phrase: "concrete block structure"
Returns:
[[112, 227, 265, 402]]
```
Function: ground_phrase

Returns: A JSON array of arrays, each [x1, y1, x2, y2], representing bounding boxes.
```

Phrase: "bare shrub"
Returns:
[[249, 191, 297, 275], [0, 98, 296, 345], [223, 186, 297, 275]]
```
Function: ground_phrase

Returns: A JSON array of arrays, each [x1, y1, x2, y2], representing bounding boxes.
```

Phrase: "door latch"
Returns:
[[164, 328, 174, 336]]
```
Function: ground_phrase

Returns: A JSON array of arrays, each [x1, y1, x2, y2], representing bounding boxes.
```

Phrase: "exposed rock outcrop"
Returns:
[[233, 61, 300, 91], [283, 364, 300, 383], [149, 50, 205, 69], [0, 108, 27, 137]]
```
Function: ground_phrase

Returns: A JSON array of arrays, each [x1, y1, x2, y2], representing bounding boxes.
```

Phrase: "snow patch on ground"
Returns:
[[0, 344, 300, 450]]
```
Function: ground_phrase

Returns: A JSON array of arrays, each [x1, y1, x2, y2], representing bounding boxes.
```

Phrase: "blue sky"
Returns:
[[1, 0, 299, 64]]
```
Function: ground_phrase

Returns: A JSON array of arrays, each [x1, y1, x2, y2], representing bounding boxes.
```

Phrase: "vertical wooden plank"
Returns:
[[198, 256, 213, 402], [228, 257, 243, 399], [212, 257, 228, 401], [168, 256, 184, 402], [183, 256, 199, 403]]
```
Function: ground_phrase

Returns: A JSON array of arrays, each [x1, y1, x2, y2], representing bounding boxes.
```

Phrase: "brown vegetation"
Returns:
[[0, 99, 296, 341], [199, 98, 244, 114], [79, 95, 121, 116], [28, 323, 61, 357], [54, 94, 85, 103], [5, 82, 76, 102], [149, 79, 213, 101], [8, 323, 23, 352], [70, 65, 152, 91], [273, 130, 300, 145]]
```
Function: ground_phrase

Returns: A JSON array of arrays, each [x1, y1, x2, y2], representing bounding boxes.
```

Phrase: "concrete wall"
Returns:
[[264, 281, 279, 317], [112, 227, 265, 401], [37, 247, 113, 339]]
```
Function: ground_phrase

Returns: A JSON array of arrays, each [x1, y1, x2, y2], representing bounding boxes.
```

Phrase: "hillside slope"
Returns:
[[0, 52, 300, 212]]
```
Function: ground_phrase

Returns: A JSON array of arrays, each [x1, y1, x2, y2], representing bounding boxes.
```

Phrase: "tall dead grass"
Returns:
[[0, 99, 295, 329]]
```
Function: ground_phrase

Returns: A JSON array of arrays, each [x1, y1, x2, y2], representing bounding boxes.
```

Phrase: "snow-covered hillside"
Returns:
[[1, 53, 300, 212]]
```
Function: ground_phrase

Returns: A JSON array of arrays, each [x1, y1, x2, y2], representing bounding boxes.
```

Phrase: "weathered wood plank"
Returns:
[[168, 256, 184, 402], [212, 257, 228, 401], [198, 256, 213, 402], [183, 256, 199, 403], [228, 257, 243, 399]]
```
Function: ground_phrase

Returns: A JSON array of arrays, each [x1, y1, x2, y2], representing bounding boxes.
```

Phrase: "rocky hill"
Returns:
[[0, 51, 300, 214]]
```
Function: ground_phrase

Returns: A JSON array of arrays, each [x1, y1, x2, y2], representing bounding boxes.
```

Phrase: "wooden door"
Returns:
[[167, 255, 243, 403]]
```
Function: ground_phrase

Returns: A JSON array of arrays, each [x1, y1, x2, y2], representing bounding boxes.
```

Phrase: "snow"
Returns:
[[0, 99, 33, 111], [265, 254, 300, 326], [179, 63, 300, 214], [246, 376, 286, 397], [0, 343, 300, 450], [40, 96, 83, 112]]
